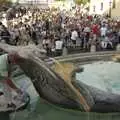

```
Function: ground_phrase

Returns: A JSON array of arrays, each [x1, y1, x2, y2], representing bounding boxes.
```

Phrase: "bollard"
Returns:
[[90, 45, 96, 53], [116, 44, 120, 51], [1, 40, 6, 43], [62, 47, 68, 56]]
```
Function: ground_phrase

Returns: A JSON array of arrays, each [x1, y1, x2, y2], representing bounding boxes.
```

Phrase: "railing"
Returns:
[[55, 51, 120, 62]]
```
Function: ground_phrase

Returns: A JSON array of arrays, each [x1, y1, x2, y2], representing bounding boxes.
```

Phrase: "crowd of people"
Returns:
[[0, 6, 120, 56]]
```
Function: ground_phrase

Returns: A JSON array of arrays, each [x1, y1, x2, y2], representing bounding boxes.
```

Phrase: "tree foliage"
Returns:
[[0, 0, 12, 5], [54, 0, 66, 1], [74, 0, 90, 5], [54, 0, 90, 5], [0, 0, 12, 11]]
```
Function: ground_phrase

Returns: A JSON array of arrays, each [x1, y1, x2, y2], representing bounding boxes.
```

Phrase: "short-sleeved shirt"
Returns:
[[55, 40, 63, 50]]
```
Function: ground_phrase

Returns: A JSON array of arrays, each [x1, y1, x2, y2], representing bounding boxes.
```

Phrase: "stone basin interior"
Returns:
[[76, 61, 120, 95], [52, 60, 120, 95]]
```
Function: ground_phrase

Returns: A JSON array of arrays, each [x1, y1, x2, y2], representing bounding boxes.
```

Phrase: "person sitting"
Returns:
[[101, 36, 113, 50]]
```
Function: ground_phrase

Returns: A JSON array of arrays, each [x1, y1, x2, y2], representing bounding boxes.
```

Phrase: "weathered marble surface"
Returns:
[[1, 43, 120, 112], [0, 43, 90, 111]]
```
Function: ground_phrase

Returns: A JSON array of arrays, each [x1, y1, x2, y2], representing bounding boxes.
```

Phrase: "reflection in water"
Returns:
[[0, 113, 10, 120]]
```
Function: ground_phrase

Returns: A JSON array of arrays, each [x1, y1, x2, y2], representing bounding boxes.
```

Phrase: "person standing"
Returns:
[[55, 38, 63, 56], [71, 29, 78, 47], [100, 25, 107, 37]]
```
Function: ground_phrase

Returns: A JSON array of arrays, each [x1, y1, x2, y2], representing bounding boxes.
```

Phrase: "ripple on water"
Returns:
[[76, 61, 120, 94]]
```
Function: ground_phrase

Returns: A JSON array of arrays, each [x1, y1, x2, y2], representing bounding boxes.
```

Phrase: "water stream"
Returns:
[[49, 58, 67, 75]]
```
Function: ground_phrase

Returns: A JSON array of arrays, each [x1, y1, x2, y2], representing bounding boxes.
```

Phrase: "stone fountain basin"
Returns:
[[1, 43, 120, 113], [51, 51, 120, 113]]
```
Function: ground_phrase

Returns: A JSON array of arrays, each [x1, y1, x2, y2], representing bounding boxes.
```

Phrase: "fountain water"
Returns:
[[50, 58, 75, 82], [50, 58, 90, 111]]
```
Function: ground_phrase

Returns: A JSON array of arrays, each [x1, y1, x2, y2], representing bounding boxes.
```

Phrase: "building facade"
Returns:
[[12, 0, 75, 10], [11, 0, 50, 8], [89, 0, 120, 18]]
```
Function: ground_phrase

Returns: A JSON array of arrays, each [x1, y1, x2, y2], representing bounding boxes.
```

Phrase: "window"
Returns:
[[112, 0, 116, 8], [93, 5, 96, 12], [100, 2, 103, 10]]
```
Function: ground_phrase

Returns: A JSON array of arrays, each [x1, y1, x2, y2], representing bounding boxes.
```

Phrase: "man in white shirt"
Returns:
[[71, 29, 78, 45], [55, 39, 63, 56], [84, 26, 91, 33], [100, 25, 107, 37]]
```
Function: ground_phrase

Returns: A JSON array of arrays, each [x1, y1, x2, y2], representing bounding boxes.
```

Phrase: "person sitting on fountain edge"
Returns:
[[0, 53, 22, 108]]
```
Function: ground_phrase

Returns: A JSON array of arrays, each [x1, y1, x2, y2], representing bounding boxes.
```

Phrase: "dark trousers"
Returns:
[[55, 49, 62, 56]]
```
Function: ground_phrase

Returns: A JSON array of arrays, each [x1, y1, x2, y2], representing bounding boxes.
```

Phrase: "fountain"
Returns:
[[1, 43, 120, 113], [51, 60, 90, 111]]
